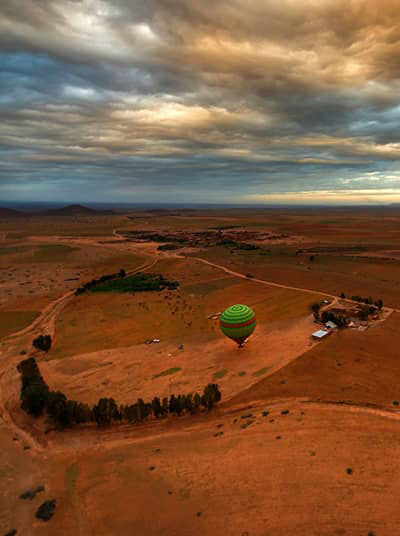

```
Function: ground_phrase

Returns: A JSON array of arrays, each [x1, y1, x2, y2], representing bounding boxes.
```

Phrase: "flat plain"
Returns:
[[1, 206, 400, 535]]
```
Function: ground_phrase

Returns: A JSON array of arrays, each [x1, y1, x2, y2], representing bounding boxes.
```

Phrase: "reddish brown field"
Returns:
[[1, 207, 400, 535]]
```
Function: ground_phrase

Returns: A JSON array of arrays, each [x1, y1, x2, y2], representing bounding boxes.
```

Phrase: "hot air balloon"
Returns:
[[220, 304, 256, 347]]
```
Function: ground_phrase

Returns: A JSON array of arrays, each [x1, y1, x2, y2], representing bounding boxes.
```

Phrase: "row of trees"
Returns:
[[75, 268, 126, 295], [17, 357, 221, 429], [340, 293, 383, 309]]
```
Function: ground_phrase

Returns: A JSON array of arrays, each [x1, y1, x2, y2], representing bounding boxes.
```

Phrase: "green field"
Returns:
[[89, 273, 179, 293]]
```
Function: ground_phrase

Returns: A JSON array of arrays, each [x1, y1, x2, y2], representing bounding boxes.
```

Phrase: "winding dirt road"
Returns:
[[0, 239, 395, 454]]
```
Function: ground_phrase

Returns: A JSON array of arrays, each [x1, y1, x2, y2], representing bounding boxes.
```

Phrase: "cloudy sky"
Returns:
[[1, 0, 400, 205]]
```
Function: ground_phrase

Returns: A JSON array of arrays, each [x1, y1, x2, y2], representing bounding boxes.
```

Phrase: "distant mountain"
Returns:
[[40, 204, 114, 216], [0, 207, 26, 218], [0, 204, 114, 218]]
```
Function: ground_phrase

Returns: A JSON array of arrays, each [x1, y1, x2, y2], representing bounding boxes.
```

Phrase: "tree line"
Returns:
[[75, 269, 179, 295], [75, 268, 126, 295], [340, 292, 383, 309], [17, 357, 221, 429]]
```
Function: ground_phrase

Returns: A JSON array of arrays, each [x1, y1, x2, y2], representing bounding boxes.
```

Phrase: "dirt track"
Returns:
[[1, 234, 400, 535]]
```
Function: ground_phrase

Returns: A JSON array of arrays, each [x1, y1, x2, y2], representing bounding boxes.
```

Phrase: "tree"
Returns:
[[46, 391, 69, 428], [32, 334, 52, 353], [21, 382, 49, 417], [169, 394, 178, 414], [193, 393, 202, 413], [152, 397, 162, 418], [137, 398, 146, 421], [119, 268, 126, 278], [176, 395, 184, 415], [73, 402, 92, 424], [201, 384, 222, 411], [340, 292, 346, 299], [185, 394, 193, 414], [311, 303, 320, 314], [93, 398, 118, 426], [162, 397, 169, 416]]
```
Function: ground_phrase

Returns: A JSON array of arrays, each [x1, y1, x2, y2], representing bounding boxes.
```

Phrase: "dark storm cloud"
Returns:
[[1, 0, 400, 203]]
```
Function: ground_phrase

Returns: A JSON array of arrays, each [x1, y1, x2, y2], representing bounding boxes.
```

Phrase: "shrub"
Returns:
[[36, 499, 56, 521], [32, 334, 52, 353]]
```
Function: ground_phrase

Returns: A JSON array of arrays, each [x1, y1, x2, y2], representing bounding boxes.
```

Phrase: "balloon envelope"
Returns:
[[220, 304, 256, 346]]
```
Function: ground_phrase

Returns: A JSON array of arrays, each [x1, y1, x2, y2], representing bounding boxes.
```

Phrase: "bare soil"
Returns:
[[1, 208, 400, 535]]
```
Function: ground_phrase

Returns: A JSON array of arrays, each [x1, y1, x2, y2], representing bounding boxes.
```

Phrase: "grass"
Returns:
[[213, 369, 228, 380], [0, 311, 39, 338], [65, 463, 79, 500], [253, 367, 270, 377], [152, 367, 182, 379], [89, 273, 179, 293]]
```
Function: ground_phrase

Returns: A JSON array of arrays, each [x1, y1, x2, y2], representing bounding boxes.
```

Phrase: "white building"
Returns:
[[325, 321, 337, 329], [312, 329, 329, 340]]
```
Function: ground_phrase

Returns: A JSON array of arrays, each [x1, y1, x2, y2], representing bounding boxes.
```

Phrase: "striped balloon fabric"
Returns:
[[220, 304, 256, 347]]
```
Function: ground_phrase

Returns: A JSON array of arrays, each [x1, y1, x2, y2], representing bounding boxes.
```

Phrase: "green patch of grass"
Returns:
[[213, 369, 228, 380], [0, 311, 39, 339], [65, 463, 79, 500], [253, 367, 270, 377], [238, 371, 246, 377], [89, 273, 179, 293], [152, 367, 181, 379]]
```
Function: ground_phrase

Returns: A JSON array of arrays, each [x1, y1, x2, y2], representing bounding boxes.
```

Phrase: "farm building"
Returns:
[[325, 321, 337, 329], [312, 329, 329, 340]]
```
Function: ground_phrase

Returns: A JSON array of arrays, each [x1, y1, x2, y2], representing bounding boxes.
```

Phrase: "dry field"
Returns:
[[1, 207, 400, 535]]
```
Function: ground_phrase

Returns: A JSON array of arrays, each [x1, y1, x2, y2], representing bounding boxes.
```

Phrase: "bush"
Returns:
[[18, 357, 49, 416], [311, 303, 320, 313], [32, 334, 52, 353], [36, 499, 56, 521], [21, 382, 49, 416]]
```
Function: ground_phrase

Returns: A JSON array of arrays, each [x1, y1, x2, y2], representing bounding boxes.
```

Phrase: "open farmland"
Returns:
[[1, 206, 400, 535]]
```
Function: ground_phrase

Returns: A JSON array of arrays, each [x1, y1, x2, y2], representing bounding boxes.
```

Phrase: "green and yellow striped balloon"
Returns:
[[220, 304, 256, 347]]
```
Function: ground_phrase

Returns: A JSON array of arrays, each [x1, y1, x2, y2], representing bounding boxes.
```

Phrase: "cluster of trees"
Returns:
[[32, 334, 52, 353], [75, 269, 126, 295], [320, 310, 347, 328], [89, 273, 180, 293], [340, 293, 383, 309], [157, 244, 180, 251], [18, 357, 50, 416], [311, 303, 346, 327], [17, 357, 221, 429], [128, 231, 186, 243]]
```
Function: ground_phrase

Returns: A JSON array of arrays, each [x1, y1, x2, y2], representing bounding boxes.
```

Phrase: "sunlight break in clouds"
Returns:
[[1, 0, 400, 203]]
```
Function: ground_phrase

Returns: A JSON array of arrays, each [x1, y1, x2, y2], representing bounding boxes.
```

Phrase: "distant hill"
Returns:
[[40, 204, 114, 216], [0, 207, 26, 218], [0, 204, 114, 218]]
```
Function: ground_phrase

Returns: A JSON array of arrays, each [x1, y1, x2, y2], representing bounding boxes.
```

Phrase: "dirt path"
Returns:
[[0, 257, 159, 453], [2, 257, 158, 342], [192, 256, 395, 318], [0, 236, 395, 455]]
